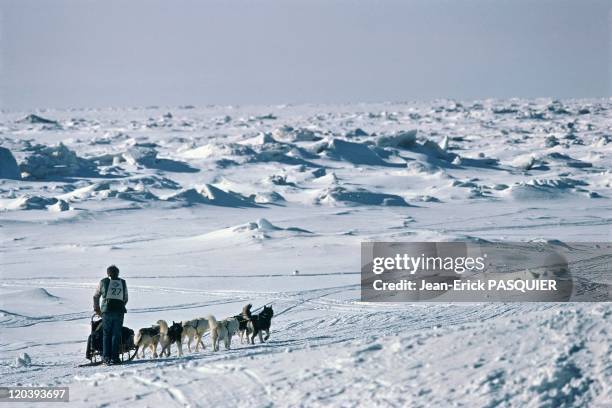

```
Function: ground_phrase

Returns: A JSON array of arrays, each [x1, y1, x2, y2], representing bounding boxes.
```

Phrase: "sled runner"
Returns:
[[84, 314, 138, 364]]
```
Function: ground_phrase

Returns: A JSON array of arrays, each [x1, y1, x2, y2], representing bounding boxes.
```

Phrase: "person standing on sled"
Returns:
[[93, 265, 128, 365]]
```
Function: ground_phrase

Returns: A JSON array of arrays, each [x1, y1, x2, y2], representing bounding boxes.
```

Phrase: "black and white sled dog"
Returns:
[[181, 317, 211, 352], [245, 305, 274, 344], [134, 324, 161, 358], [208, 315, 240, 351], [158, 320, 183, 357]]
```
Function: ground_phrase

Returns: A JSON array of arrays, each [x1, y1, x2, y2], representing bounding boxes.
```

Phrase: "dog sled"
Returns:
[[82, 314, 137, 366]]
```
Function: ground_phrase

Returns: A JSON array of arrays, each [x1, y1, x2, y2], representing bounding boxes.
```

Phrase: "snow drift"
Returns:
[[320, 138, 404, 167], [166, 184, 259, 207], [375, 130, 418, 148], [20, 143, 97, 179], [2, 195, 59, 211], [317, 186, 409, 206]]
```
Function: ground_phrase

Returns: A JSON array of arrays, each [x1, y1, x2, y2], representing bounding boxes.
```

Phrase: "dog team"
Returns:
[[133, 304, 274, 358]]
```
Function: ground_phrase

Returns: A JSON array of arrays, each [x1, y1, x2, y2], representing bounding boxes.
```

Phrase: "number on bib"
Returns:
[[106, 280, 124, 301]]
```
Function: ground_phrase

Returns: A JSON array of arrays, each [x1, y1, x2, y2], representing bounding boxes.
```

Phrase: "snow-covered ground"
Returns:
[[1, 99, 611, 407]]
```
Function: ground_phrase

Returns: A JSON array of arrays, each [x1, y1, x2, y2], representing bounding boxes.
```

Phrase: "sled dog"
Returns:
[[209, 315, 240, 351], [236, 304, 252, 344], [158, 320, 183, 357], [134, 324, 160, 358], [181, 317, 211, 352], [246, 305, 274, 344]]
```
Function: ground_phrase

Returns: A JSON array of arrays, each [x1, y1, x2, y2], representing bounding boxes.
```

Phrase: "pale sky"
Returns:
[[1, 0, 610, 110]]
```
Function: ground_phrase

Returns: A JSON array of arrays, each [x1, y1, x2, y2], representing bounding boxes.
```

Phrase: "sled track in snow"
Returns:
[[0, 277, 556, 333], [58, 301, 569, 400], [0, 298, 248, 329]]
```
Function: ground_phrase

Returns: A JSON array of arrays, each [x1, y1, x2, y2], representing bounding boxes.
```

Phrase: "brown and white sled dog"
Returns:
[[134, 324, 160, 358], [158, 320, 183, 357], [209, 316, 240, 351], [181, 317, 211, 352]]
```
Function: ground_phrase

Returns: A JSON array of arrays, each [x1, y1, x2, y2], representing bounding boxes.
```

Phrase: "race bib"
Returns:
[[105, 279, 124, 301]]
